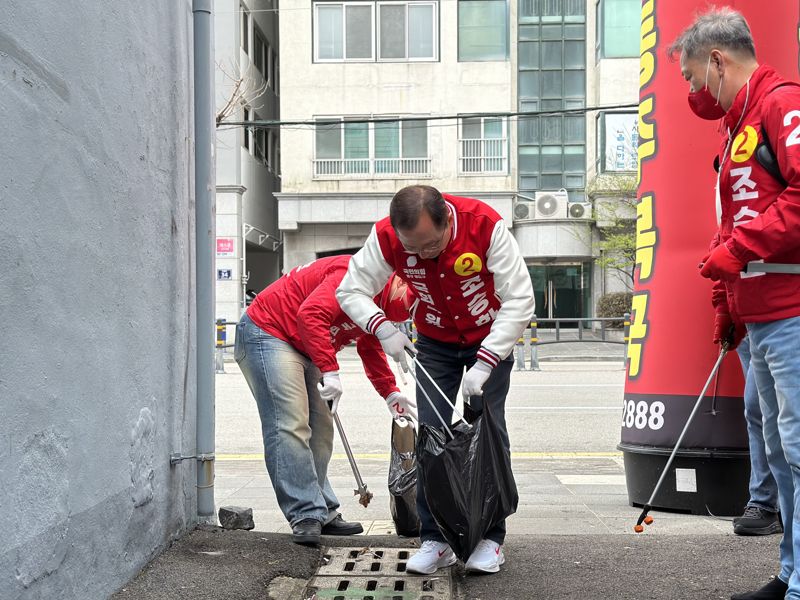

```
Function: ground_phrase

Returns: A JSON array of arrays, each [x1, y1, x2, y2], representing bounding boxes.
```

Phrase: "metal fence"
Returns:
[[214, 313, 631, 374]]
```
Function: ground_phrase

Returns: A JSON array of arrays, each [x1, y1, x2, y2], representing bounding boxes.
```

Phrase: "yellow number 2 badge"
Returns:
[[454, 252, 482, 276]]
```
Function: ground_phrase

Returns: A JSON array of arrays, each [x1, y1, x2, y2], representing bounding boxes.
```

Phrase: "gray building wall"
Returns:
[[0, 3, 198, 598]]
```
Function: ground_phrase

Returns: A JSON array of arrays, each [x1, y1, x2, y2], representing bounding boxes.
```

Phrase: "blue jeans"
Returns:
[[413, 334, 513, 546], [748, 316, 800, 593], [234, 313, 339, 527], [737, 336, 780, 512]]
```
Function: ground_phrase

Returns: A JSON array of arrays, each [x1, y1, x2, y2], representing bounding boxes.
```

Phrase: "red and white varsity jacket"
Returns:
[[712, 64, 800, 323], [247, 255, 400, 398], [336, 194, 535, 369]]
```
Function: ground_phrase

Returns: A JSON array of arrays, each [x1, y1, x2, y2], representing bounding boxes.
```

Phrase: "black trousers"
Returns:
[[414, 333, 513, 545]]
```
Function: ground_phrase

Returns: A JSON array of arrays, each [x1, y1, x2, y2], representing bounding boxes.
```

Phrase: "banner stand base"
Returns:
[[619, 443, 750, 516]]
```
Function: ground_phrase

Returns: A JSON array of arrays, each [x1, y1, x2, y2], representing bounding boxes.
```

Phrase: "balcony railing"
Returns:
[[313, 157, 432, 179], [459, 138, 508, 174]]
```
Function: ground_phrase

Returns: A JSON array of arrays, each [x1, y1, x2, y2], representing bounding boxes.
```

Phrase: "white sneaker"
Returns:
[[465, 539, 505, 573], [406, 540, 457, 575]]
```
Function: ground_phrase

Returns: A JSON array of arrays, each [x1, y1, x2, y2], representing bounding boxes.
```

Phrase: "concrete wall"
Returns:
[[0, 3, 197, 598]]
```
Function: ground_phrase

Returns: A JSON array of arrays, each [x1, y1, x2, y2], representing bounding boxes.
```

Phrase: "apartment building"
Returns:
[[215, 0, 282, 324], [275, 0, 640, 322]]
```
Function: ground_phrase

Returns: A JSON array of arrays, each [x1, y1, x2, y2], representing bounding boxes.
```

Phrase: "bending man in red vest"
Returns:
[[336, 185, 534, 574], [234, 255, 416, 546]]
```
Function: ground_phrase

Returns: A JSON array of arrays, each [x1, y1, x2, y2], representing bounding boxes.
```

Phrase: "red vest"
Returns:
[[375, 194, 501, 348], [717, 65, 800, 323]]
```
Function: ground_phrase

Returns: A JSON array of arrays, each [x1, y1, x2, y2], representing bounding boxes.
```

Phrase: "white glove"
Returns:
[[375, 321, 416, 372], [317, 371, 343, 414], [385, 391, 418, 425], [462, 361, 492, 403]]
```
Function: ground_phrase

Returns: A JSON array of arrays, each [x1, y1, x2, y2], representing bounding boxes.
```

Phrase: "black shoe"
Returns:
[[731, 577, 788, 600], [321, 514, 364, 536], [292, 518, 322, 546], [733, 506, 783, 536]]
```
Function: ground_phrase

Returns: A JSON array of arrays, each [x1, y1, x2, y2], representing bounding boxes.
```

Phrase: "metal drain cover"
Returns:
[[306, 547, 452, 600]]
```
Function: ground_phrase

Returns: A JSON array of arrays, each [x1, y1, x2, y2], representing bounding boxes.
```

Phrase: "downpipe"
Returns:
[[193, 0, 216, 522]]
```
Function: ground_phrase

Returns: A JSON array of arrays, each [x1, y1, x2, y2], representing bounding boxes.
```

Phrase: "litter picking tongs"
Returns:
[[634, 345, 729, 533], [402, 347, 472, 442], [331, 411, 374, 507]]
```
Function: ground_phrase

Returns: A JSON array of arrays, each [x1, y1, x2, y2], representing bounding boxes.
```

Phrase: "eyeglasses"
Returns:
[[401, 226, 449, 255]]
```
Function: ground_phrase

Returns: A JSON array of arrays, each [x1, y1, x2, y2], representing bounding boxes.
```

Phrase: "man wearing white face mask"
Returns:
[[670, 8, 800, 600]]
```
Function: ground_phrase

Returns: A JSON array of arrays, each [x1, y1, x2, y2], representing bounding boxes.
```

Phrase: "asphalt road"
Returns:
[[215, 348, 626, 458]]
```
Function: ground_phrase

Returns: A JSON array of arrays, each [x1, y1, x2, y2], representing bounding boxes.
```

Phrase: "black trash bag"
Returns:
[[388, 420, 421, 537], [417, 402, 518, 562]]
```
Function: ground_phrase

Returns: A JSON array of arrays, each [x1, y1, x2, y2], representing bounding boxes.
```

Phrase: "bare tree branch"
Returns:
[[215, 60, 268, 127]]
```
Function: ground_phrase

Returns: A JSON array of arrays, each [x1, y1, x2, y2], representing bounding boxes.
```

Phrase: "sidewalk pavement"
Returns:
[[111, 349, 783, 599], [113, 526, 779, 600]]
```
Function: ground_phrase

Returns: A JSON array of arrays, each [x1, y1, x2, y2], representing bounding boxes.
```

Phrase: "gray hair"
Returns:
[[390, 185, 447, 232], [667, 7, 756, 61]]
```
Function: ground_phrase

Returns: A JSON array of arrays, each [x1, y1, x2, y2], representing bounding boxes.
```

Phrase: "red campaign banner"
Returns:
[[621, 1, 800, 448]]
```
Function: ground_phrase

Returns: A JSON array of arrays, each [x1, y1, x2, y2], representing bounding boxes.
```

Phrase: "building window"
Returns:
[[241, 6, 250, 54], [518, 114, 586, 190], [517, 3, 587, 195], [314, 2, 438, 62], [254, 120, 266, 163], [315, 3, 375, 61], [313, 118, 431, 177], [596, 0, 639, 59], [597, 111, 638, 172], [458, 0, 508, 61], [520, 0, 585, 22], [252, 112, 272, 168], [253, 25, 268, 78], [459, 117, 508, 174], [243, 107, 251, 151], [273, 132, 281, 175], [378, 2, 437, 60], [271, 50, 279, 94]]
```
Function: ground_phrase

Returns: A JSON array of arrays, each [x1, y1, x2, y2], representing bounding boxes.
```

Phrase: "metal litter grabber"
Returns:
[[402, 347, 471, 439], [332, 412, 374, 507], [634, 345, 728, 533], [404, 348, 517, 561]]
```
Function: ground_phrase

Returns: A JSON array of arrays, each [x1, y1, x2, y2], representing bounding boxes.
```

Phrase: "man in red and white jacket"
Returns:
[[234, 255, 416, 546], [672, 8, 800, 600], [336, 185, 534, 575]]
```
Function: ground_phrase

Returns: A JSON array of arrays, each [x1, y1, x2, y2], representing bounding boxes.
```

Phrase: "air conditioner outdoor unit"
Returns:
[[513, 198, 536, 221], [534, 189, 568, 220], [567, 201, 593, 220]]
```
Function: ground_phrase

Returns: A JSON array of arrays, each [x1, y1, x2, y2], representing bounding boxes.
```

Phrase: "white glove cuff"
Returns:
[[472, 360, 493, 375], [374, 321, 397, 340]]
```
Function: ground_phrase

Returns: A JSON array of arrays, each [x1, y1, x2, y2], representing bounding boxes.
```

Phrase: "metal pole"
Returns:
[[529, 316, 540, 371], [515, 331, 525, 371], [215, 319, 226, 374], [193, 0, 216, 521]]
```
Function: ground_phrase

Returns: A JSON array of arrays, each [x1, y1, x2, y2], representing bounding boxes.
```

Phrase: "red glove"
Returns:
[[713, 313, 746, 350], [699, 243, 744, 282]]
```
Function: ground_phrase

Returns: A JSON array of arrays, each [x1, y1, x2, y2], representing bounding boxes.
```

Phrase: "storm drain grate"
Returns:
[[304, 547, 452, 600]]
